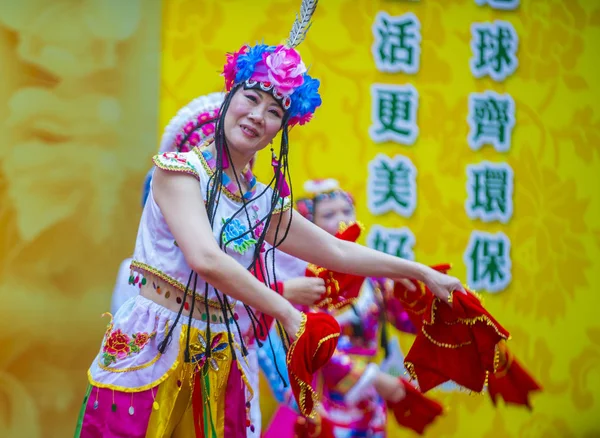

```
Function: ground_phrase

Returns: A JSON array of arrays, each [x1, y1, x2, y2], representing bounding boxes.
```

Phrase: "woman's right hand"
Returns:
[[281, 306, 304, 340], [283, 277, 326, 306]]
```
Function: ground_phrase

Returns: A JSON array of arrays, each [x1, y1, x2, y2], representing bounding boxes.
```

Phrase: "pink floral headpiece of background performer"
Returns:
[[296, 179, 355, 222], [222, 1, 321, 126]]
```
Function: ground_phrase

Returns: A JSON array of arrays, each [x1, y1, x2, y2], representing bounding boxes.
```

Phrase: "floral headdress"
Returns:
[[159, 92, 225, 154], [222, 1, 321, 126], [296, 179, 355, 222]]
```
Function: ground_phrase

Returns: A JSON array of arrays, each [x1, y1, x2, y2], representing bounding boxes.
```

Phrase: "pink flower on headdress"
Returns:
[[202, 124, 215, 136], [289, 113, 313, 126], [259, 46, 306, 95], [183, 121, 195, 133], [223, 46, 248, 91], [188, 131, 200, 146]]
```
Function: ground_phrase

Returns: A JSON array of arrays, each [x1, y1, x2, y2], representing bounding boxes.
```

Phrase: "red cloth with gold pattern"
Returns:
[[404, 289, 510, 393], [487, 341, 542, 408], [387, 379, 444, 435], [293, 415, 335, 438], [305, 223, 366, 312], [287, 312, 341, 418], [396, 263, 541, 408]]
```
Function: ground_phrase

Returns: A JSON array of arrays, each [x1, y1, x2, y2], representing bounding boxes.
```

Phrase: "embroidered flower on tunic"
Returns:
[[221, 217, 257, 254], [101, 329, 157, 366]]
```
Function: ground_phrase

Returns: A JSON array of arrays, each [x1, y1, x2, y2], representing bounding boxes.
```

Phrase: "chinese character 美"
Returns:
[[470, 21, 519, 81], [370, 84, 419, 145], [475, 0, 519, 11], [372, 11, 421, 74], [368, 153, 417, 217], [467, 91, 516, 152], [367, 225, 416, 261], [466, 161, 514, 223], [464, 231, 512, 292]]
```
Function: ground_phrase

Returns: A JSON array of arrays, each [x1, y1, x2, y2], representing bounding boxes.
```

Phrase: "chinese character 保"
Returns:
[[467, 91, 516, 152], [369, 84, 419, 145], [372, 11, 421, 74], [465, 161, 514, 223], [367, 225, 416, 261], [470, 21, 519, 82], [367, 153, 417, 217], [464, 231, 512, 293]]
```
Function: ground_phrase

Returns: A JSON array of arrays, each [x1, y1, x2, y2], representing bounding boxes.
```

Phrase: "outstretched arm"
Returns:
[[152, 169, 302, 336], [267, 209, 465, 302]]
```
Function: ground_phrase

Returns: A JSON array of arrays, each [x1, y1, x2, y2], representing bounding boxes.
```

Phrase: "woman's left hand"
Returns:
[[422, 267, 467, 304]]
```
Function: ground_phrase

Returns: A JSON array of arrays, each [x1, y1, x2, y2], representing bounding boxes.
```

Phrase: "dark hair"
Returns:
[[158, 84, 294, 385]]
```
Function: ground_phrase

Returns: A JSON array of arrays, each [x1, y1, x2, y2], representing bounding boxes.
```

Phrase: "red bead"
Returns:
[[176, 297, 182, 304], [184, 301, 190, 311]]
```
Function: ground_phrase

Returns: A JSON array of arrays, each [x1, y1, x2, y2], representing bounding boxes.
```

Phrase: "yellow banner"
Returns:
[[160, 0, 600, 435]]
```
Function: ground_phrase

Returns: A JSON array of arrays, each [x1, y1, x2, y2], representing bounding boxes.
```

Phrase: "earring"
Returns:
[[271, 149, 290, 197]]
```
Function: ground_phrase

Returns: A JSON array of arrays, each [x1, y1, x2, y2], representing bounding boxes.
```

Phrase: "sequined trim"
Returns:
[[194, 146, 246, 203], [306, 265, 360, 313], [88, 325, 185, 393], [130, 261, 237, 309], [492, 341, 513, 378], [293, 374, 320, 419], [337, 220, 365, 234], [193, 145, 291, 211], [286, 313, 324, 419], [273, 196, 292, 214], [152, 153, 200, 180], [420, 325, 472, 349], [313, 333, 340, 359], [427, 298, 511, 342], [238, 360, 255, 403]]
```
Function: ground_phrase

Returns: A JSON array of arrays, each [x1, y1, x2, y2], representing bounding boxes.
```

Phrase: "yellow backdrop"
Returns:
[[0, 1, 162, 437], [0, 0, 598, 437], [160, 0, 600, 436]]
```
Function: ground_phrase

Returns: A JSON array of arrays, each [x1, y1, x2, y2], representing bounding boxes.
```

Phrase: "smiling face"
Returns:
[[223, 87, 284, 157], [313, 195, 356, 236]]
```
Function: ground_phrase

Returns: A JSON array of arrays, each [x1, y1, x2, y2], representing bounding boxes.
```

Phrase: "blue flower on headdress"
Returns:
[[235, 44, 274, 84], [289, 74, 322, 120]]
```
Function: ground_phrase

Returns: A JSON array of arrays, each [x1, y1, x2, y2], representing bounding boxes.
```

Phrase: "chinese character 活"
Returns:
[[464, 231, 512, 292], [372, 11, 421, 74], [470, 21, 518, 81], [368, 154, 417, 217], [466, 161, 514, 223], [367, 225, 416, 261], [370, 84, 419, 145], [467, 91, 515, 152]]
